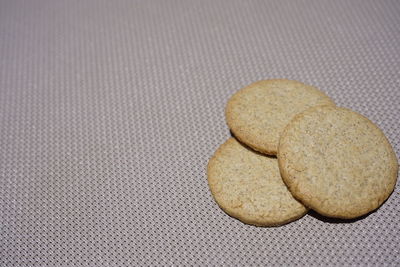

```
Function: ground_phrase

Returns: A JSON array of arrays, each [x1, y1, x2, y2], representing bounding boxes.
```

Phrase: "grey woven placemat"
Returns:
[[1, 0, 399, 265]]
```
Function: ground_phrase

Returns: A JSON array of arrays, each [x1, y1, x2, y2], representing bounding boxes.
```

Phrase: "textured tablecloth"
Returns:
[[1, 0, 399, 266]]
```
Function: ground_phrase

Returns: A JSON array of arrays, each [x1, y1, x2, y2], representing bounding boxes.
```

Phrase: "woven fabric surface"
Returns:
[[1, 0, 399, 265]]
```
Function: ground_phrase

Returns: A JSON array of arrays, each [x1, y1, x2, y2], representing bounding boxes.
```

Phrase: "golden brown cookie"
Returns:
[[207, 138, 308, 226], [278, 105, 398, 219], [225, 79, 335, 155]]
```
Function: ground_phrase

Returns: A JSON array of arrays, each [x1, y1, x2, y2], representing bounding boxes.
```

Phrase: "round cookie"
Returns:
[[207, 138, 308, 226], [225, 79, 335, 155], [278, 105, 398, 219]]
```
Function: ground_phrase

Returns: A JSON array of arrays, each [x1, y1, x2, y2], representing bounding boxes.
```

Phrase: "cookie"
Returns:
[[207, 138, 308, 226], [278, 105, 398, 219], [225, 79, 335, 155]]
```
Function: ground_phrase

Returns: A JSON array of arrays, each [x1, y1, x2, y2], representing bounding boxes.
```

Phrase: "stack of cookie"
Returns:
[[207, 79, 398, 226]]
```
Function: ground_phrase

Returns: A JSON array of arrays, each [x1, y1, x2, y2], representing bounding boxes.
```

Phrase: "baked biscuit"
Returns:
[[225, 79, 335, 155], [278, 105, 398, 219], [207, 138, 308, 226]]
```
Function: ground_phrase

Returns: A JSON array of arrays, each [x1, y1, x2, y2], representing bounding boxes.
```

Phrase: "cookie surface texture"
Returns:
[[225, 79, 335, 155], [207, 138, 308, 226], [278, 105, 398, 219]]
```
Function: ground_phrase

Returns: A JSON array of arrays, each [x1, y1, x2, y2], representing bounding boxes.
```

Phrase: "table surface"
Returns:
[[1, 0, 399, 266]]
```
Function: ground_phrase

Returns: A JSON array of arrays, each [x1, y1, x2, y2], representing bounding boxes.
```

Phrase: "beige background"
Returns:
[[0, 0, 399, 265]]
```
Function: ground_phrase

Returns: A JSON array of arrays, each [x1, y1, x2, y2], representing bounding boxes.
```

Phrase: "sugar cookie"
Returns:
[[278, 105, 398, 219], [207, 138, 308, 226], [226, 79, 335, 155]]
